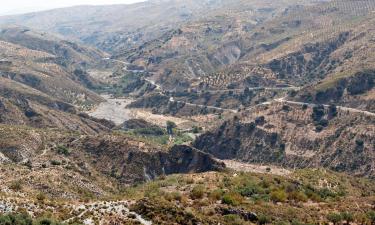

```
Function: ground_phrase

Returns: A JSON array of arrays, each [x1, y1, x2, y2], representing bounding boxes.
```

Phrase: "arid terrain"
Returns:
[[0, 0, 374, 224]]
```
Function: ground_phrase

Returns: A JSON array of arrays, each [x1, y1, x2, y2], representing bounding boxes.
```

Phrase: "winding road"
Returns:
[[274, 98, 375, 117], [104, 58, 375, 117]]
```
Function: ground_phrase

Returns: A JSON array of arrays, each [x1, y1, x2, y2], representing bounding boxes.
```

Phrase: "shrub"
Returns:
[[318, 188, 339, 199], [355, 139, 364, 146], [288, 191, 308, 202], [222, 192, 243, 206], [315, 125, 324, 132], [316, 118, 329, 127], [282, 105, 290, 111], [57, 145, 70, 156], [0, 214, 32, 225], [50, 160, 62, 166], [247, 122, 256, 132], [255, 116, 266, 125], [209, 189, 224, 201], [367, 210, 375, 223], [223, 214, 245, 225], [258, 214, 272, 225], [190, 185, 205, 199], [328, 104, 338, 118], [192, 126, 200, 134], [165, 191, 182, 202], [36, 192, 46, 202], [327, 213, 342, 225], [312, 105, 325, 121], [270, 190, 287, 202], [237, 183, 262, 197], [340, 212, 354, 224], [9, 181, 23, 191]]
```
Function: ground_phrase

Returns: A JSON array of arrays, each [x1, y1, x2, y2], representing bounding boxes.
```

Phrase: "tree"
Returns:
[[328, 104, 338, 118], [312, 105, 325, 121], [166, 121, 177, 135]]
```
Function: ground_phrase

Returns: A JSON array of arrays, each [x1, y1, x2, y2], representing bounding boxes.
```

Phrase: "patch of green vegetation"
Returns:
[[0, 214, 67, 225], [117, 169, 374, 224], [56, 145, 70, 156], [190, 185, 205, 199], [123, 127, 193, 146]]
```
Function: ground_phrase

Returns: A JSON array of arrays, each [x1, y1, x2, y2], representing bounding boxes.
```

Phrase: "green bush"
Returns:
[[222, 192, 242, 206], [327, 213, 342, 225], [0, 214, 63, 225], [270, 189, 287, 202], [340, 212, 354, 224], [0, 213, 32, 225], [367, 210, 375, 223], [237, 182, 262, 197], [57, 145, 70, 156], [258, 214, 271, 225], [288, 191, 308, 202], [190, 185, 205, 199]]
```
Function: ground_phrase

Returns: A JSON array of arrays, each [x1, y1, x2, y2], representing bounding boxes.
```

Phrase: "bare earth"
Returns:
[[88, 94, 133, 125], [222, 160, 292, 176]]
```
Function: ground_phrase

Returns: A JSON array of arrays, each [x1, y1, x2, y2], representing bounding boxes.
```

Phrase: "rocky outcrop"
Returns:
[[194, 103, 375, 178], [68, 136, 225, 184]]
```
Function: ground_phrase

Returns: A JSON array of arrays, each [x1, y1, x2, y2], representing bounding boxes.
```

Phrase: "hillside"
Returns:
[[195, 101, 375, 178], [0, 0, 374, 224], [0, 0, 324, 90]]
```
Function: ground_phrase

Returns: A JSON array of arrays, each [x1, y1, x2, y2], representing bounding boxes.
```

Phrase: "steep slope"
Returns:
[[194, 102, 375, 178], [0, 125, 224, 198], [0, 28, 117, 133]]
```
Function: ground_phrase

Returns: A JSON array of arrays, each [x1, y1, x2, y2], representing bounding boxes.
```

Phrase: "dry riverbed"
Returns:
[[88, 95, 201, 129], [88, 94, 133, 125]]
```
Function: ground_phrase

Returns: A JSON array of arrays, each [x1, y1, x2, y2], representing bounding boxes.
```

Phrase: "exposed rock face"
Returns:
[[194, 103, 375, 178], [68, 136, 225, 184]]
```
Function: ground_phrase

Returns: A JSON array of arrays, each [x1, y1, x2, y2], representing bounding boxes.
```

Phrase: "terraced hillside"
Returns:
[[0, 0, 324, 90]]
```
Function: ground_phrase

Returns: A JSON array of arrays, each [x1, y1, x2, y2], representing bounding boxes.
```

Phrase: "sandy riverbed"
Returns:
[[88, 95, 134, 125]]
